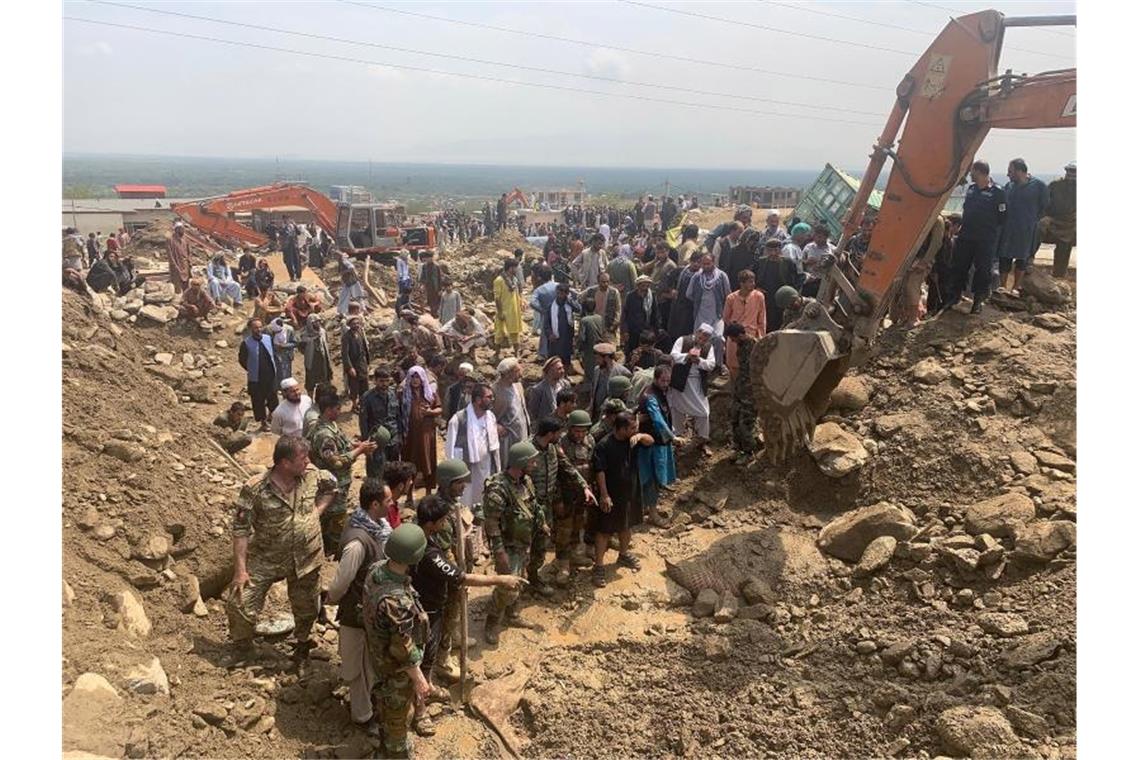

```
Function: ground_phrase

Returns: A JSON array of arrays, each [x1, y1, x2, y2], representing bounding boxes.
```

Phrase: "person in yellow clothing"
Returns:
[[493, 257, 524, 359]]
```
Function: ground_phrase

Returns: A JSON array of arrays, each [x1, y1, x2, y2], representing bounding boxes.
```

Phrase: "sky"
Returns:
[[63, 0, 1076, 170]]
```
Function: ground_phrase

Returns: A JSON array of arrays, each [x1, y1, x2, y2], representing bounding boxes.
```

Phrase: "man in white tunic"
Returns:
[[667, 323, 718, 444], [491, 358, 530, 454], [571, 233, 609, 289], [444, 382, 501, 508]]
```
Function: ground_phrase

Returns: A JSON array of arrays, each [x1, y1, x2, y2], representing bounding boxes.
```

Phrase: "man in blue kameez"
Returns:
[[997, 158, 1050, 293]]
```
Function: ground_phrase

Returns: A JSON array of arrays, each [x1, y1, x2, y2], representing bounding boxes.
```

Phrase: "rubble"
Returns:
[[817, 502, 918, 562], [806, 422, 869, 477]]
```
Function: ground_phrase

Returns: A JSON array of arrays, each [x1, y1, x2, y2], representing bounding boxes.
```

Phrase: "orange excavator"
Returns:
[[752, 8, 1075, 462], [171, 182, 436, 256]]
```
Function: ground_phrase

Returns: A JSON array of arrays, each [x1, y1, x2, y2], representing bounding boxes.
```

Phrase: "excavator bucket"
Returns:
[[750, 305, 851, 463]]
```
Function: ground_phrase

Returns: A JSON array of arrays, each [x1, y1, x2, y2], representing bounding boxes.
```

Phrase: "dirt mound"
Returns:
[[441, 230, 532, 302], [124, 219, 175, 259]]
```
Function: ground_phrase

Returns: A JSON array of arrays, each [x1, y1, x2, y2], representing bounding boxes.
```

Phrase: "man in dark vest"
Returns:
[[237, 318, 279, 432], [667, 323, 717, 447], [328, 477, 394, 735]]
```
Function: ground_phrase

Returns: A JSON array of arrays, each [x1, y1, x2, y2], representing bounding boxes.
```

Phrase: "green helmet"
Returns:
[[386, 524, 427, 565], [507, 441, 540, 470], [602, 397, 628, 415], [437, 458, 471, 486], [774, 285, 800, 310], [567, 409, 592, 428], [369, 425, 392, 447], [608, 375, 632, 397]]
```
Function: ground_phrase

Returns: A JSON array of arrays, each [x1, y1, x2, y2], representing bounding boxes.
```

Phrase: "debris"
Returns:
[[910, 358, 949, 385], [854, 535, 897, 576], [817, 502, 918, 562], [936, 706, 1019, 757], [807, 422, 870, 477], [964, 492, 1036, 537], [692, 588, 719, 618]]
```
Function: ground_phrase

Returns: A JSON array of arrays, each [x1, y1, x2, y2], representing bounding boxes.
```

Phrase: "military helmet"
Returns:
[[608, 375, 632, 397], [774, 285, 800, 310], [567, 409, 592, 428], [437, 458, 471, 486], [507, 441, 540, 469], [602, 397, 628, 415], [369, 425, 392, 447], [386, 524, 427, 565]]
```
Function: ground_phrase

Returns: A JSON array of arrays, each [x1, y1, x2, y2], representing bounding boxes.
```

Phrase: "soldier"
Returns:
[[528, 417, 597, 595], [212, 401, 253, 454], [724, 323, 759, 463], [554, 410, 597, 585], [428, 459, 480, 685], [362, 524, 431, 759], [590, 397, 628, 442], [307, 391, 378, 554], [482, 442, 546, 645], [226, 435, 337, 669]]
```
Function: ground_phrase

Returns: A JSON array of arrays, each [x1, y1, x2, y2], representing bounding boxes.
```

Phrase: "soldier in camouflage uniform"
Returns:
[[725, 323, 759, 463], [226, 435, 337, 665], [306, 390, 377, 554], [481, 442, 544, 644], [362, 524, 431, 759], [429, 459, 476, 684], [528, 417, 596, 596], [555, 410, 597, 584], [590, 396, 627, 441]]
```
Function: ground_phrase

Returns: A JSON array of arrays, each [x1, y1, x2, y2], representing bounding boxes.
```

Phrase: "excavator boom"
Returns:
[[171, 183, 338, 248], [752, 9, 1075, 462]]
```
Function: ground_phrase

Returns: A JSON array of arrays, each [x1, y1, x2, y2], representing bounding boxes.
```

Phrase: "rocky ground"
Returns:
[[62, 230, 1075, 759]]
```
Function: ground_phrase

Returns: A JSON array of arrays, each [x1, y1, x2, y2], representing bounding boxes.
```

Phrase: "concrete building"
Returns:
[[62, 197, 195, 236], [729, 185, 802, 209], [114, 184, 167, 199], [532, 185, 587, 209]]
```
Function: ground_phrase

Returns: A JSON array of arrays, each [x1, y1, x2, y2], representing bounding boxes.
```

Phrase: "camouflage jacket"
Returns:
[[482, 471, 543, 554], [232, 464, 337, 578], [307, 419, 354, 507], [733, 336, 756, 402], [434, 492, 480, 572], [362, 562, 427, 676], [559, 432, 596, 488], [529, 435, 589, 523]]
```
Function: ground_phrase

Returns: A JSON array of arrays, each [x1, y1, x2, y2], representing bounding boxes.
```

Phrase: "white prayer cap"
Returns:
[[280, 377, 299, 391], [458, 362, 474, 375], [697, 323, 715, 336], [496, 357, 519, 376], [766, 209, 780, 218]]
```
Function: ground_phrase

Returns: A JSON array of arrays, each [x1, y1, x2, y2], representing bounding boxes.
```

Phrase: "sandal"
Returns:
[[617, 553, 641, 571], [426, 685, 450, 703], [591, 565, 607, 588], [413, 714, 437, 737]]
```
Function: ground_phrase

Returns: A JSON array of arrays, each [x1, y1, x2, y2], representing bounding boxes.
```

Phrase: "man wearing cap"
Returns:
[[238, 318, 280, 432], [360, 366, 401, 478], [168, 221, 192, 293], [481, 441, 545, 643], [588, 343, 632, 420], [227, 435, 337, 667], [801, 225, 836, 298], [207, 252, 244, 306], [1039, 162, 1076, 278], [492, 358, 530, 453], [445, 382, 501, 509], [754, 238, 801, 331], [362, 523, 432, 759], [341, 315, 371, 413], [526, 357, 569, 425], [668, 324, 717, 448], [328, 477, 395, 734], [213, 401, 253, 454], [554, 410, 598, 584], [606, 244, 639, 299], [423, 459, 474, 685], [781, 223, 811, 287], [308, 391, 378, 554], [621, 275, 659, 359], [591, 396, 627, 441], [270, 378, 313, 438], [179, 278, 216, 322], [419, 250, 443, 317]]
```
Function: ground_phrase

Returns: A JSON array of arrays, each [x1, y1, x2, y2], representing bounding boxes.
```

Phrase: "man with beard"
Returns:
[[270, 378, 313, 438], [238, 318, 279, 432], [359, 366, 401, 478], [341, 315, 370, 413], [308, 391, 378, 554], [445, 383, 501, 510]]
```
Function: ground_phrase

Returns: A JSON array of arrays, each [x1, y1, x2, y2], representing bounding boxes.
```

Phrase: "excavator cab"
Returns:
[[338, 204, 402, 251]]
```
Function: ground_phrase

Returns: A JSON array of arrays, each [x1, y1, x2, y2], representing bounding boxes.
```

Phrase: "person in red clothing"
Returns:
[[381, 461, 417, 527]]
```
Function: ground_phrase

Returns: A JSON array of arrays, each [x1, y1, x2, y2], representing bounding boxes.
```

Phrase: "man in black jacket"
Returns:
[[359, 367, 401, 477], [341, 316, 370, 413]]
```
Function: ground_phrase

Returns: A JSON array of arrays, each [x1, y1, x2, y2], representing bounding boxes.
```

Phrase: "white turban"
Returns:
[[496, 357, 519, 377]]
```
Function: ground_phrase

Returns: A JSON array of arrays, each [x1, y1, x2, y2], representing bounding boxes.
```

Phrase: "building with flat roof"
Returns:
[[114, 184, 167, 199], [729, 185, 802, 209]]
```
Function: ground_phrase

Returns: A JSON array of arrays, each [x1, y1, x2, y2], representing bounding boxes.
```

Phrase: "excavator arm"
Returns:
[[752, 9, 1075, 462], [171, 183, 339, 248]]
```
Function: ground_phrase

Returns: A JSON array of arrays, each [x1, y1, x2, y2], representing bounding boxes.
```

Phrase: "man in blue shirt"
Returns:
[[997, 158, 1050, 293], [940, 161, 1007, 314]]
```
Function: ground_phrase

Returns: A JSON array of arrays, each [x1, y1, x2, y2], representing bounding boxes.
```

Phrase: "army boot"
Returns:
[[570, 545, 594, 568], [292, 638, 315, 680], [434, 651, 461, 684], [527, 571, 556, 598], [504, 604, 542, 631], [553, 559, 572, 587], [483, 612, 502, 645]]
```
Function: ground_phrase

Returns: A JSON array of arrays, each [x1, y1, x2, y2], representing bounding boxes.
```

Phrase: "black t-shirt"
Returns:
[[591, 432, 635, 508], [411, 542, 464, 614]]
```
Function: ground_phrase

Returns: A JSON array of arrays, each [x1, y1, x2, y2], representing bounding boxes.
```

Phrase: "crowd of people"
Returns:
[[59, 161, 1075, 757]]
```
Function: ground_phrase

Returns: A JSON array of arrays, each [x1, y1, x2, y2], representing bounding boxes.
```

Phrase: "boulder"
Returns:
[[911, 358, 950, 385], [1012, 520, 1076, 562], [182, 380, 216, 404], [1033, 450, 1075, 473], [936, 706, 1019, 756], [1008, 451, 1038, 475], [964, 493, 1036, 537], [180, 574, 203, 613], [192, 702, 229, 727], [131, 533, 170, 562], [108, 590, 151, 638], [807, 422, 869, 478], [692, 588, 719, 618], [713, 593, 739, 623], [70, 673, 120, 701], [873, 412, 921, 439], [76, 506, 100, 530], [817, 502, 918, 562], [1032, 313, 1071, 331], [740, 577, 778, 606], [153, 352, 174, 365], [138, 304, 176, 324], [63, 673, 125, 758], [1020, 267, 1071, 305], [93, 524, 117, 541], [125, 657, 169, 696], [829, 376, 872, 411], [103, 441, 146, 463], [977, 612, 1029, 637], [1005, 705, 1050, 739], [854, 535, 897, 576], [1001, 631, 1064, 669]]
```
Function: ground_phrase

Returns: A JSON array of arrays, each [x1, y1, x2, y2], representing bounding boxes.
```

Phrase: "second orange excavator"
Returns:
[[751, 8, 1075, 462], [171, 183, 436, 256]]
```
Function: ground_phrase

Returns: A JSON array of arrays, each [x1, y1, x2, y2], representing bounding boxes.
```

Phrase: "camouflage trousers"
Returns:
[[378, 670, 414, 758], [225, 566, 320, 644], [491, 536, 546, 613], [437, 590, 461, 669], [218, 431, 252, 455], [730, 394, 759, 454], [552, 498, 585, 560]]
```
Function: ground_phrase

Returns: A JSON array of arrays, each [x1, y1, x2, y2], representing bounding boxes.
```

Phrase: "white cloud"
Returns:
[[78, 41, 113, 57], [583, 48, 631, 80]]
